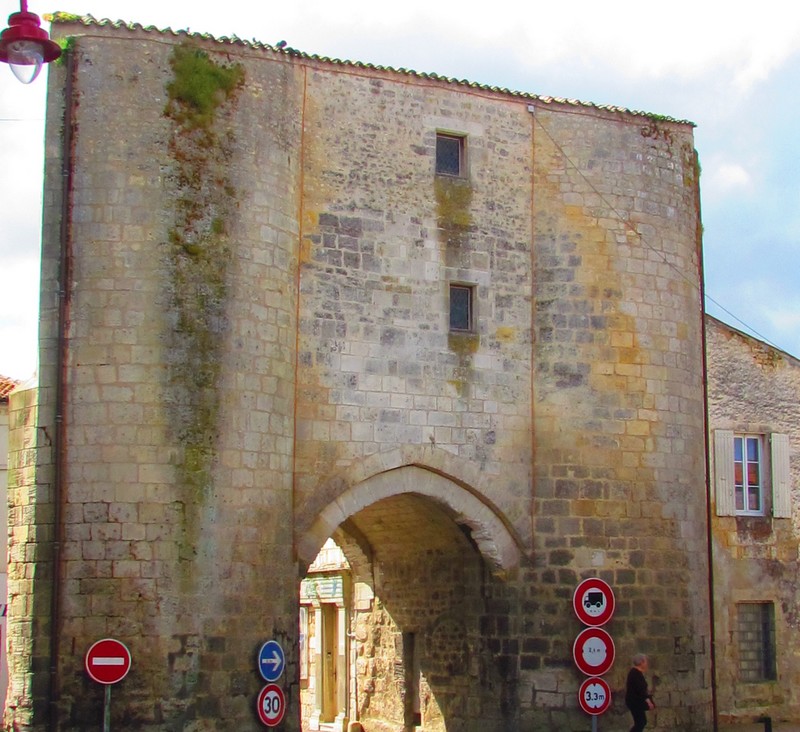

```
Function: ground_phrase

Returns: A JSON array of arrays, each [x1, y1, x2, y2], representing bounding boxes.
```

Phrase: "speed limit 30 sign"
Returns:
[[257, 683, 286, 727]]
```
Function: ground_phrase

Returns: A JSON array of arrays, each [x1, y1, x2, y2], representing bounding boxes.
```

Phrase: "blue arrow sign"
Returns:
[[258, 640, 285, 682]]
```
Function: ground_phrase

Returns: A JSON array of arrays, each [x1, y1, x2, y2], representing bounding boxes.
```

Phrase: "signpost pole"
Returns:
[[591, 715, 597, 732], [103, 684, 111, 732], [85, 638, 132, 731]]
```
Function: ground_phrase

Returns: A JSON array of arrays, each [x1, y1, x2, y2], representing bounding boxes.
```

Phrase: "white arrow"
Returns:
[[261, 650, 282, 671]]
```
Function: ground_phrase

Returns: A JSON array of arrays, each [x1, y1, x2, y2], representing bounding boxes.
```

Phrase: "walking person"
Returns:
[[625, 653, 655, 732]]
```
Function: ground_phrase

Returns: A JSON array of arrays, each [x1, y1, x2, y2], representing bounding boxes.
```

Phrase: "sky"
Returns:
[[1, 0, 800, 380]]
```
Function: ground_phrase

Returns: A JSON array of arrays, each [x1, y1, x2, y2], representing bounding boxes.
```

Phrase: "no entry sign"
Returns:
[[257, 683, 286, 727], [578, 676, 612, 715], [573, 577, 615, 627], [85, 638, 132, 685], [573, 627, 615, 676]]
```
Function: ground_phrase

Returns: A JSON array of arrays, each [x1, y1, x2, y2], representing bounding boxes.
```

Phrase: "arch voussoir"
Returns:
[[297, 462, 523, 575]]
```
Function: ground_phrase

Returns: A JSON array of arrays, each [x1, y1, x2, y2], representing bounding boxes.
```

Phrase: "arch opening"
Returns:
[[298, 468, 524, 732], [297, 465, 524, 577]]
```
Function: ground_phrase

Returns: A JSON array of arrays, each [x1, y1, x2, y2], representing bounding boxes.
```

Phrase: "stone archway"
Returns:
[[297, 463, 524, 575], [297, 464, 527, 732]]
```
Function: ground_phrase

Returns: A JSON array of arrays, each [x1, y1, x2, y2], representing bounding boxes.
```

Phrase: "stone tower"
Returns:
[[5, 15, 712, 731]]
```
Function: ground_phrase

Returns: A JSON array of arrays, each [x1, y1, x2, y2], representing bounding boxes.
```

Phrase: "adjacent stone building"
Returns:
[[0, 375, 15, 717], [6, 14, 714, 731], [706, 316, 800, 726]]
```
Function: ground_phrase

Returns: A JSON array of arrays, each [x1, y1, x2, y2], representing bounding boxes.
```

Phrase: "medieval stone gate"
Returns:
[[6, 14, 713, 731]]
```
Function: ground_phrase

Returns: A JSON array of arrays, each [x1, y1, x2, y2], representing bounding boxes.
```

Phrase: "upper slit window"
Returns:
[[436, 133, 465, 177], [449, 284, 474, 332]]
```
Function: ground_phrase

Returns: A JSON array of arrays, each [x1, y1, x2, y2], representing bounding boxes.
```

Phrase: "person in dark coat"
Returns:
[[625, 653, 655, 732]]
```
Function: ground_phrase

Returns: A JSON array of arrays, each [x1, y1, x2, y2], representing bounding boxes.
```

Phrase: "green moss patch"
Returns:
[[162, 43, 245, 554], [165, 45, 245, 130]]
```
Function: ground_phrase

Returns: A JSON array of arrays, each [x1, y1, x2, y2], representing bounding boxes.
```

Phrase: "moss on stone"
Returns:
[[165, 44, 245, 130], [436, 175, 477, 395], [162, 42, 244, 567], [447, 333, 480, 397], [435, 176, 473, 249], [53, 36, 76, 63]]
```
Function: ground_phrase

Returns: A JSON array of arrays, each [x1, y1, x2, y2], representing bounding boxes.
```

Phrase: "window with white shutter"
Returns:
[[714, 430, 793, 518], [771, 433, 792, 518], [714, 430, 735, 516]]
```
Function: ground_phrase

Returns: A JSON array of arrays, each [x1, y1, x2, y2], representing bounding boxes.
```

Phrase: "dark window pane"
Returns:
[[450, 285, 472, 331], [734, 437, 743, 461], [747, 437, 759, 461], [738, 602, 776, 682], [436, 135, 462, 176]]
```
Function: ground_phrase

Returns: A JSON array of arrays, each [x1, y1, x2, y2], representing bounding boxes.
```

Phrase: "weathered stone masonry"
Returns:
[[7, 15, 712, 731], [706, 317, 800, 725]]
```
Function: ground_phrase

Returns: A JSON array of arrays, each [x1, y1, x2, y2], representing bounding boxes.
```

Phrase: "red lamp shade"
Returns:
[[0, 0, 61, 83]]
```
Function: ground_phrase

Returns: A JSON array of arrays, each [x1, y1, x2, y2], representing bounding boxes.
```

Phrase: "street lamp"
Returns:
[[0, 0, 60, 84]]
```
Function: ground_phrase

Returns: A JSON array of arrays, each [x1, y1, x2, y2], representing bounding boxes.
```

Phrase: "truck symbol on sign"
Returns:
[[584, 591, 604, 609]]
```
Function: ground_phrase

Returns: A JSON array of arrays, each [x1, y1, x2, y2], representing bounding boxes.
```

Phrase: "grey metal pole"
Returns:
[[103, 685, 111, 732], [591, 715, 598, 732]]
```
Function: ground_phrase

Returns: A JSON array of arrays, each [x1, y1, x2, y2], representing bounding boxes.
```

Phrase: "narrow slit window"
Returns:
[[449, 284, 473, 332], [436, 133, 465, 177]]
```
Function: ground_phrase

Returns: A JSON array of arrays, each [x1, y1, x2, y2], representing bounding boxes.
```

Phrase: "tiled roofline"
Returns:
[[49, 13, 695, 127], [0, 375, 21, 402]]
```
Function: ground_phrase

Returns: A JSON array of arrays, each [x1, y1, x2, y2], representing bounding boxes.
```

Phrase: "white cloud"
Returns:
[[0, 64, 44, 380], [704, 160, 753, 197], [430, 2, 800, 90], [761, 304, 800, 359], [729, 280, 800, 358], [58, 1, 800, 88], [0, 257, 39, 380]]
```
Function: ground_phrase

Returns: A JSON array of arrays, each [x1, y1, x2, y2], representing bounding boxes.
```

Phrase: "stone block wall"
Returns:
[[706, 317, 800, 724], [527, 106, 711, 729], [6, 386, 50, 728], [9, 26, 303, 730], [293, 66, 535, 546]]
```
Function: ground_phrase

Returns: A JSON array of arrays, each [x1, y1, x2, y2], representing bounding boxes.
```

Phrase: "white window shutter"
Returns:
[[771, 433, 792, 518], [714, 430, 736, 516]]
